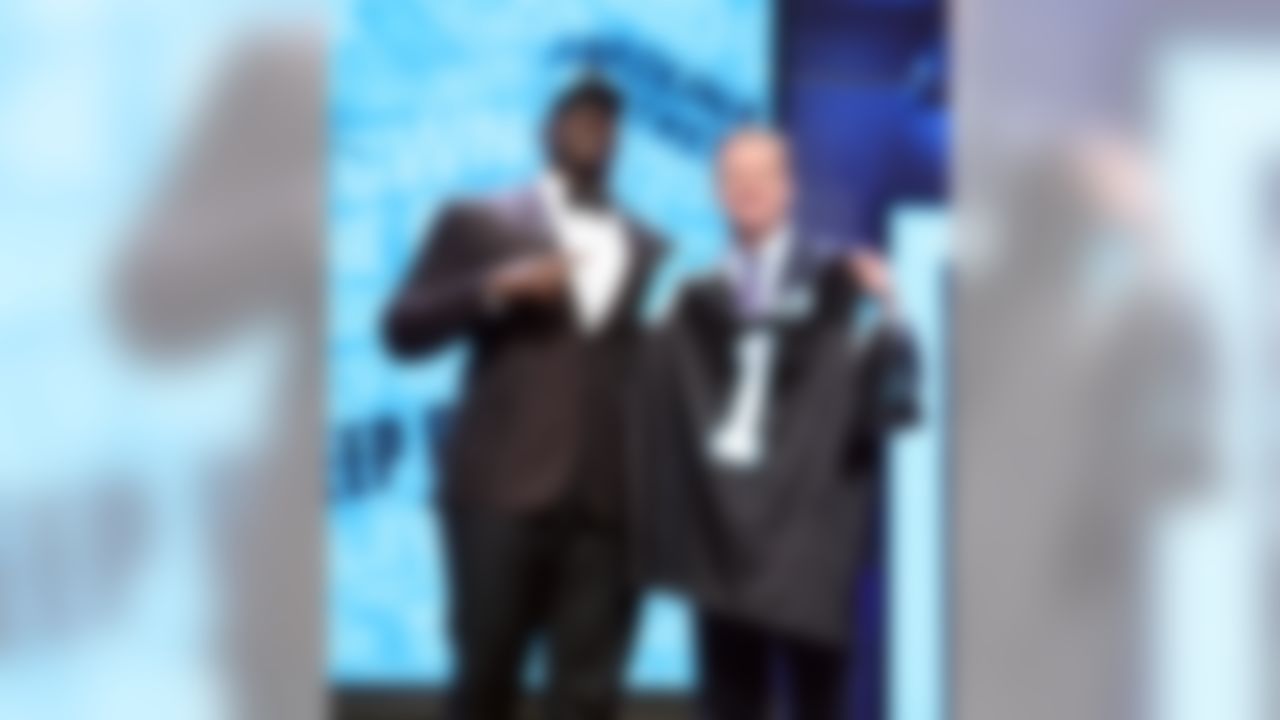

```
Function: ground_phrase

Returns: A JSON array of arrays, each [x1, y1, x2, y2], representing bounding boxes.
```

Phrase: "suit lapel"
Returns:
[[502, 186, 558, 251], [604, 219, 662, 329], [485, 186, 573, 327]]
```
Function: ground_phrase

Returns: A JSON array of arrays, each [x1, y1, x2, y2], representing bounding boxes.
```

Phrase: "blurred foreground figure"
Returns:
[[118, 30, 324, 720], [956, 129, 1210, 720], [631, 129, 918, 720], [383, 78, 664, 720]]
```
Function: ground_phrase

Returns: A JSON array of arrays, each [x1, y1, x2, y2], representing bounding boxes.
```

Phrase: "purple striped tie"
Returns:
[[739, 255, 763, 316]]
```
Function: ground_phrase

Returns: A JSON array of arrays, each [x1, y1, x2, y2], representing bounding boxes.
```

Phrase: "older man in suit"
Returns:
[[383, 78, 664, 720], [631, 128, 918, 720]]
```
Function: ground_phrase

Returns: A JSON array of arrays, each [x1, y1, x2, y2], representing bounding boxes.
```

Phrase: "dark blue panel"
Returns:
[[778, 0, 948, 246]]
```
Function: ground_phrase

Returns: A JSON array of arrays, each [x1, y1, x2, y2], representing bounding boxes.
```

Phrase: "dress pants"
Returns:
[[697, 610, 850, 720], [444, 501, 636, 720]]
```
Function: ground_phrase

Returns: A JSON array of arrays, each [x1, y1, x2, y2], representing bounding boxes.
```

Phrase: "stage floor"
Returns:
[[334, 690, 695, 720]]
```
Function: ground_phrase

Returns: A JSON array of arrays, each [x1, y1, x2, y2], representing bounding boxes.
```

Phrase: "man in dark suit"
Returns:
[[631, 128, 917, 720], [383, 79, 664, 720]]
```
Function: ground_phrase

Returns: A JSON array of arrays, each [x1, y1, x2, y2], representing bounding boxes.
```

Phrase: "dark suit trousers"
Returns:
[[697, 611, 850, 720], [444, 501, 636, 720]]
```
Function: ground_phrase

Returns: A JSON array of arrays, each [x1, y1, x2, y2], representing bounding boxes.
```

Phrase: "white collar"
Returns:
[[538, 172, 569, 213], [538, 171, 613, 218]]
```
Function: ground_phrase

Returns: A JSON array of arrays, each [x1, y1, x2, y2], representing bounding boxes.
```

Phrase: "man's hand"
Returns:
[[845, 247, 897, 312], [486, 252, 572, 306]]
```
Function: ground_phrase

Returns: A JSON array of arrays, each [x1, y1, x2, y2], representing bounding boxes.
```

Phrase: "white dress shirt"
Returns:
[[725, 225, 794, 318], [539, 174, 631, 334]]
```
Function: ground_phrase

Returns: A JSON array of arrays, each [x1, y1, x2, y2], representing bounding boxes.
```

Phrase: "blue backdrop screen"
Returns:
[[329, 0, 773, 687]]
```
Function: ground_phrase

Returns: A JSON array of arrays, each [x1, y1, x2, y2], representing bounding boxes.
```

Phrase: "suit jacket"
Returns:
[[629, 237, 918, 646], [384, 187, 665, 524]]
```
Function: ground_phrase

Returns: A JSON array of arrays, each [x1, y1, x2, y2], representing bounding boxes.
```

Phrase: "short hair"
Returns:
[[716, 125, 791, 170], [547, 75, 623, 126]]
